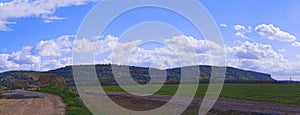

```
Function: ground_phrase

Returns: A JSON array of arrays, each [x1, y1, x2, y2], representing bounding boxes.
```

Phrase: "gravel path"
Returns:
[[0, 90, 65, 115]]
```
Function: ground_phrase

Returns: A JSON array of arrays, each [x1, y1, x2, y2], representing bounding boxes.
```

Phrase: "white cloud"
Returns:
[[235, 58, 290, 73], [32, 35, 73, 57], [233, 25, 252, 39], [234, 25, 246, 31], [95, 35, 222, 68], [255, 24, 296, 42], [34, 40, 62, 57], [74, 38, 96, 53], [0, 54, 19, 70], [0, 0, 98, 31], [56, 35, 73, 47], [220, 24, 228, 28], [0, 54, 72, 72], [292, 42, 300, 47], [43, 16, 65, 23], [0, 35, 74, 72], [226, 41, 298, 76], [96, 35, 119, 54], [228, 41, 282, 60], [0, 20, 16, 31], [8, 46, 41, 65], [39, 57, 72, 71]]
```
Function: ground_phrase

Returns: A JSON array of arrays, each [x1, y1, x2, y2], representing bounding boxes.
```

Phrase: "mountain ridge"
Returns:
[[0, 64, 275, 88]]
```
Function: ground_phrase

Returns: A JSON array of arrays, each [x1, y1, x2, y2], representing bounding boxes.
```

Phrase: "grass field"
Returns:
[[97, 84, 300, 106]]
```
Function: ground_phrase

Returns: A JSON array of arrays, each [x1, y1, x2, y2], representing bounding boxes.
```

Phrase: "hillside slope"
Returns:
[[0, 71, 63, 88], [0, 64, 274, 87]]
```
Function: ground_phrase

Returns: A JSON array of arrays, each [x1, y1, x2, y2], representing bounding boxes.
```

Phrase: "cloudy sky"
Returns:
[[1, 0, 300, 80]]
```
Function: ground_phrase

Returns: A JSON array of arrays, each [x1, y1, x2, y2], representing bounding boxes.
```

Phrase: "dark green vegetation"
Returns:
[[0, 71, 64, 89], [0, 64, 275, 87], [102, 84, 300, 106], [0, 86, 2, 99], [51, 65, 274, 85], [0, 93, 3, 99], [37, 84, 92, 115]]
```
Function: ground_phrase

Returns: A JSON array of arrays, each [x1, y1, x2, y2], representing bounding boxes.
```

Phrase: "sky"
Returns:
[[0, 0, 300, 80]]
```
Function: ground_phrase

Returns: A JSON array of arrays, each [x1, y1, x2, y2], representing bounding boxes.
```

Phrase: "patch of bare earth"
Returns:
[[0, 92, 65, 115], [80, 89, 300, 115]]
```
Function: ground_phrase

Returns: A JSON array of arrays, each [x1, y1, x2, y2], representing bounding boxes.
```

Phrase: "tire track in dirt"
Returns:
[[80, 89, 300, 114], [0, 90, 65, 115]]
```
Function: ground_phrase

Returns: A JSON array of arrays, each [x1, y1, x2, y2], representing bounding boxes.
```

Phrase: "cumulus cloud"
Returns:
[[32, 35, 73, 57], [0, 35, 74, 72], [255, 24, 296, 42], [73, 39, 96, 53], [228, 41, 282, 60], [292, 42, 300, 47], [236, 59, 289, 73], [233, 25, 252, 39], [94, 35, 224, 68], [0, 54, 19, 70], [8, 46, 41, 65], [39, 57, 72, 71], [0, 0, 98, 31], [34, 41, 62, 57], [225, 41, 298, 76], [96, 35, 119, 54], [2, 34, 213, 71]]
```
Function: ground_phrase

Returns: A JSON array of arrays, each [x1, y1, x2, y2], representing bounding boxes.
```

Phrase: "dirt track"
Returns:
[[80, 89, 300, 115], [109, 92, 300, 114], [0, 90, 65, 115]]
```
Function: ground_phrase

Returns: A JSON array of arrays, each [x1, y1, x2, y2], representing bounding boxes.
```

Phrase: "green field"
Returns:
[[97, 84, 300, 106]]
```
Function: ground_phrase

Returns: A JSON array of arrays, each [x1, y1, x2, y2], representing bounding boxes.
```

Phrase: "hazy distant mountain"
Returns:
[[0, 64, 274, 87]]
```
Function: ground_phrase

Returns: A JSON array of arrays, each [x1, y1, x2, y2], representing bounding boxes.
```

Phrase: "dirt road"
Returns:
[[0, 90, 65, 115], [108, 92, 300, 114], [80, 89, 300, 114]]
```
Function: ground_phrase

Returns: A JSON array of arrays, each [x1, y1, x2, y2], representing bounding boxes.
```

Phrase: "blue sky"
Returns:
[[0, 0, 300, 80]]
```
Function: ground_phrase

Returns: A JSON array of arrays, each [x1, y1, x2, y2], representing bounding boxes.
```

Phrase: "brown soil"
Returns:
[[107, 92, 300, 115], [80, 89, 300, 115], [0, 91, 65, 115]]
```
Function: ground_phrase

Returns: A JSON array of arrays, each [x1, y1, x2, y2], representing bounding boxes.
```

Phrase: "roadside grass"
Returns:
[[38, 84, 92, 115], [0, 89, 3, 99], [100, 84, 300, 106]]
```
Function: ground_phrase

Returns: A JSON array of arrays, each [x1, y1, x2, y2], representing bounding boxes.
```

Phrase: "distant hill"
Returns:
[[0, 71, 64, 89], [0, 64, 275, 88]]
